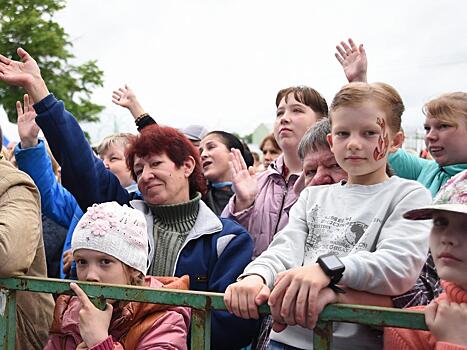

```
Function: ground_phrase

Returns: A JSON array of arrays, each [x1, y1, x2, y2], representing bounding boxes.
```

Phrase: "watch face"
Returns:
[[323, 255, 345, 270]]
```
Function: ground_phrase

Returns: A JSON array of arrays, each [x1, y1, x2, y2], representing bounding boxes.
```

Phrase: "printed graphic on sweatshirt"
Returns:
[[305, 204, 372, 260]]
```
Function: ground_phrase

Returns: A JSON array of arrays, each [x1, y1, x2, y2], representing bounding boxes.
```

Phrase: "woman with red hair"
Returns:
[[0, 48, 258, 350]]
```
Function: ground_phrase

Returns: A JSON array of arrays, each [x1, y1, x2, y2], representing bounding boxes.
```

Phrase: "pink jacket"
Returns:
[[44, 276, 190, 350], [222, 155, 299, 258], [384, 281, 467, 350]]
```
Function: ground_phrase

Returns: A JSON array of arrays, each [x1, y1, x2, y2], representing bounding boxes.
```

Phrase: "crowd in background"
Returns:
[[0, 38, 466, 350]]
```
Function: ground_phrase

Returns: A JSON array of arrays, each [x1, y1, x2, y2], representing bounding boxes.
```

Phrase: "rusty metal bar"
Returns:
[[191, 309, 211, 350], [313, 320, 333, 350], [0, 276, 430, 349]]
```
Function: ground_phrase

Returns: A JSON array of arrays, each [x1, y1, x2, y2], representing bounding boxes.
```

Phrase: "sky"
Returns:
[[2, 0, 467, 144]]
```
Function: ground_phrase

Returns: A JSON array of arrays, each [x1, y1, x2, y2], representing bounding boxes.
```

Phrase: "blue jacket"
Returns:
[[14, 140, 82, 279], [34, 94, 259, 349]]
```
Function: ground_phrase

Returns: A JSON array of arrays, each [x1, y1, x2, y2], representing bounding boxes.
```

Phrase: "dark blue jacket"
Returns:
[[34, 94, 259, 349]]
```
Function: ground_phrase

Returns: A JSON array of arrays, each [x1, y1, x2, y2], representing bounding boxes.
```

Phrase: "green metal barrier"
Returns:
[[0, 276, 428, 349]]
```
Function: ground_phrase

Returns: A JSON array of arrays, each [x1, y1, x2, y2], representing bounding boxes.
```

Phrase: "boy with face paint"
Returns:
[[225, 83, 433, 350]]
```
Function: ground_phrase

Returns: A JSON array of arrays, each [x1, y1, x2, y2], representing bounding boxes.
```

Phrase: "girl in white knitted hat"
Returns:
[[44, 201, 191, 350]]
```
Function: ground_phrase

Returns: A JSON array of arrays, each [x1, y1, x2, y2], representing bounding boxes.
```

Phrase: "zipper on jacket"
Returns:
[[273, 182, 288, 235]]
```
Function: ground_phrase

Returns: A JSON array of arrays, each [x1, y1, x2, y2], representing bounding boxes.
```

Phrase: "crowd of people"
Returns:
[[0, 38, 466, 350]]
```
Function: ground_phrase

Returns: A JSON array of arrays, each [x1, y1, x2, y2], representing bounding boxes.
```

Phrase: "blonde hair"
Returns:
[[423, 92, 467, 127], [329, 82, 405, 133], [95, 133, 134, 157]]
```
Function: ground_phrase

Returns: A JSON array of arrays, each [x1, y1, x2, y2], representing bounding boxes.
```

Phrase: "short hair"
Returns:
[[125, 124, 207, 197], [259, 134, 281, 153], [205, 131, 254, 167], [95, 133, 134, 157], [276, 86, 328, 119], [330, 82, 404, 133], [298, 118, 331, 161], [423, 92, 467, 127]]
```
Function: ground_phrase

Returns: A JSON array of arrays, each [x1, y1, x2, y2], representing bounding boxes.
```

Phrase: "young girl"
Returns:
[[225, 82, 433, 350], [385, 170, 467, 349], [223, 85, 329, 259], [200, 131, 253, 215], [44, 201, 190, 350]]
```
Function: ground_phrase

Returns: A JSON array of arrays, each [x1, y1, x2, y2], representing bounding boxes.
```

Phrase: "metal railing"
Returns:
[[0, 276, 428, 349]]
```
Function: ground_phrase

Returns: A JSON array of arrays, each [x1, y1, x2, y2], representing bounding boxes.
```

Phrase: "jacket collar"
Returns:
[[49, 276, 189, 338], [130, 198, 223, 271]]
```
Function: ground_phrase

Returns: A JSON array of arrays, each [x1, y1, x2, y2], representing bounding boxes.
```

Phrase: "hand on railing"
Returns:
[[224, 274, 270, 320], [425, 300, 467, 347], [269, 263, 331, 330], [70, 282, 113, 348]]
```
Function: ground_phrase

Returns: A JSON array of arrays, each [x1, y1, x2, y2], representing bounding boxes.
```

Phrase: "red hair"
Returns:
[[126, 125, 207, 197]]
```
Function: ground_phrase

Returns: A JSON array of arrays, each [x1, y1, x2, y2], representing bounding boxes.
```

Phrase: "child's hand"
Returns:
[[425, 300, 467, 347], [269, 263, 331, 330], [335, 38, 368, 83], [224, 274, 270, 320], [70, 283, 113, 347]]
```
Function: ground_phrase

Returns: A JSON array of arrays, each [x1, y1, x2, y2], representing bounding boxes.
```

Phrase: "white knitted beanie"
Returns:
[[72, 202, 148, 275]]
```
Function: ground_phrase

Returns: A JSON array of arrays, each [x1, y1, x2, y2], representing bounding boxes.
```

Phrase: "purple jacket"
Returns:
[[222, 155, 299, 258]]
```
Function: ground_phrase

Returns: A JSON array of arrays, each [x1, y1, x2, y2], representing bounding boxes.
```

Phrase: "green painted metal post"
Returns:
[[313, 320, 332, 350], [0, 290, 16, 350], [5, 290, 16, 350], [90, 295, 107, 310], [191, 309, 211, 350]]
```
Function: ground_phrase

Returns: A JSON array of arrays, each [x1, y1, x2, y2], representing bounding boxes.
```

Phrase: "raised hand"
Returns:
[[230, 148, 257, 212], [17, 94, 40, 148], [335, 38, 368, 83], [0, 48, 49, 102], [70, 282, 112, 347], [224, 274, 270, 320], [268, 263, 331, 330], [112, 84, 145, 119], [425, 300, 467, 346]]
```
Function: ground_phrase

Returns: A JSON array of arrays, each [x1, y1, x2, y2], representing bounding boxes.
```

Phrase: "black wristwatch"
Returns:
[[317, 253, 346, 293]]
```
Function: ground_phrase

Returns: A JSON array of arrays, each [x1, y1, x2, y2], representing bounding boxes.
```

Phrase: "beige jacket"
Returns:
[[0, 158, 54, 349]]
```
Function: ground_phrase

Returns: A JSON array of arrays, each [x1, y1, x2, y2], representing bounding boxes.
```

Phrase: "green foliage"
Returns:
[[0, 0, 104, 122]]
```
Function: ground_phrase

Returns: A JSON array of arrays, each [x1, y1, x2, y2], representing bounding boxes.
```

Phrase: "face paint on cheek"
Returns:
[[373, 117, 390, 161]]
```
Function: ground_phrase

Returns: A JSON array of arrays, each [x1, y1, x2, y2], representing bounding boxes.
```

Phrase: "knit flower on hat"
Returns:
[[78, 204, 117, 236]]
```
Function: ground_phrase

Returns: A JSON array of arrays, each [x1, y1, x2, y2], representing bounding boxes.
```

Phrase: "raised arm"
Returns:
[[335, 38, 368, 83], [0, 48, 131, 211], [112, 84, 146, 120], [14, 94, 79, 227], [112, 84, 157, 131], [0, 48, 49, 102]]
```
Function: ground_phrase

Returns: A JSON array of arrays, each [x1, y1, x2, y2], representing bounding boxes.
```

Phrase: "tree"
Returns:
[[0, 0, 104, 123]]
